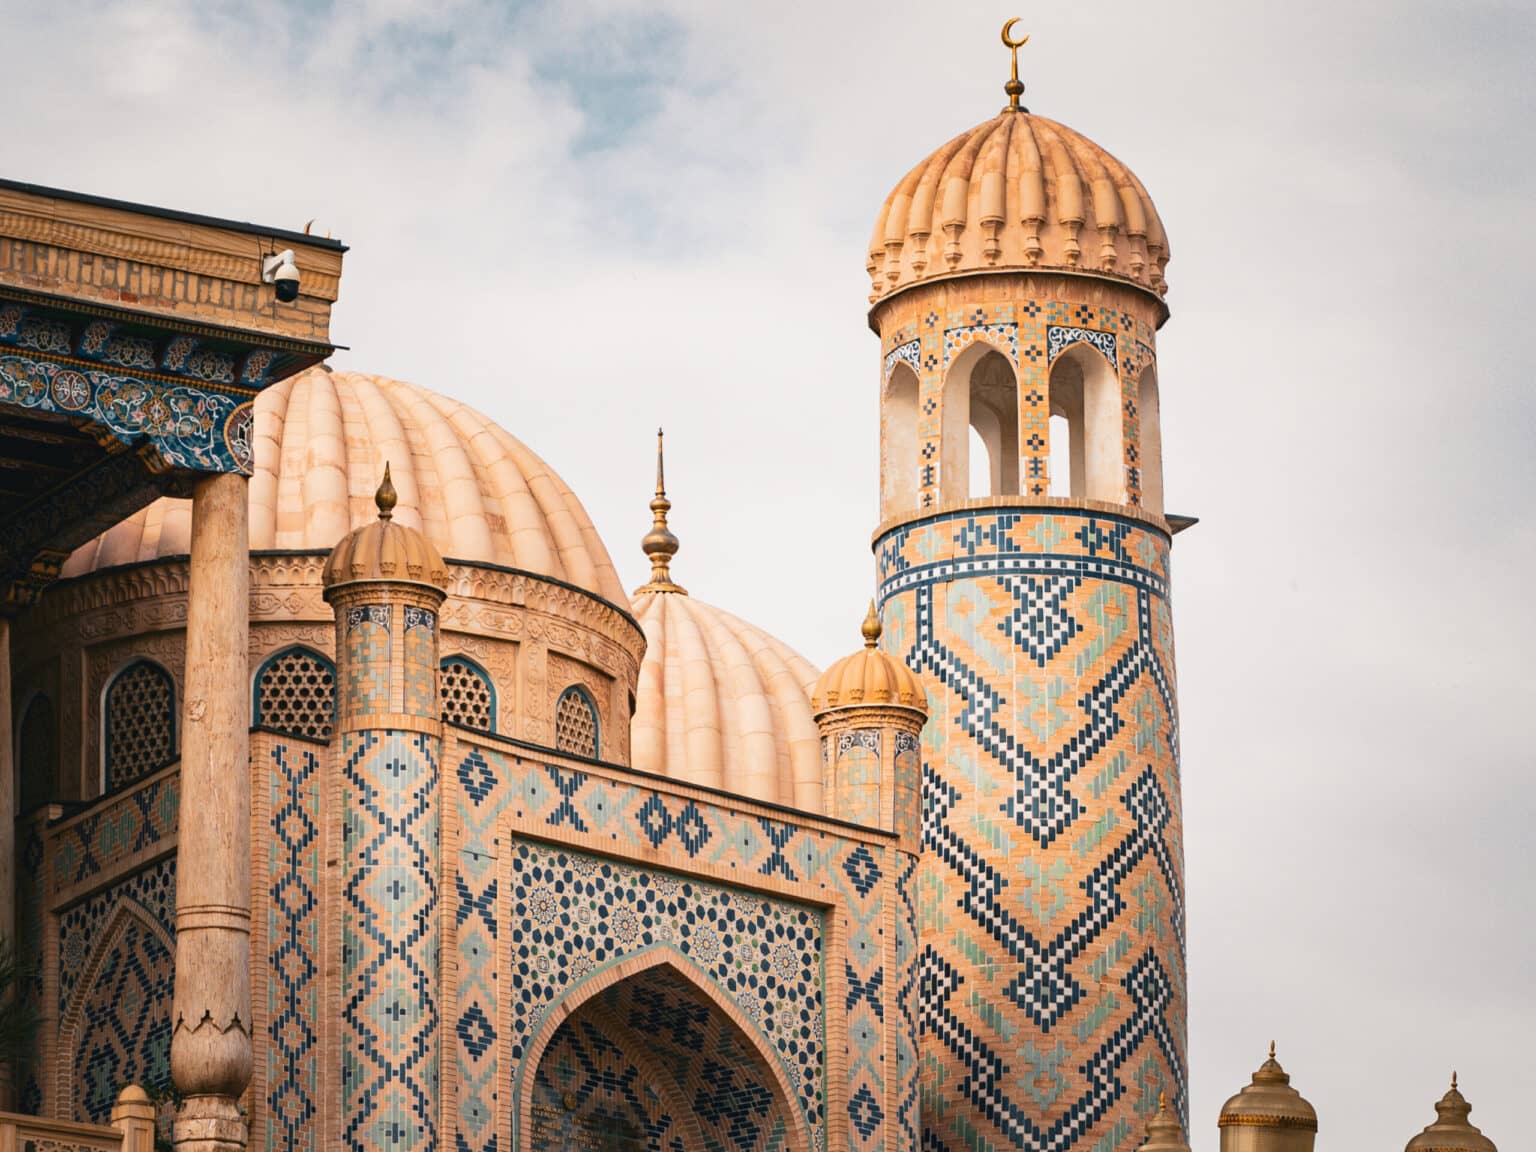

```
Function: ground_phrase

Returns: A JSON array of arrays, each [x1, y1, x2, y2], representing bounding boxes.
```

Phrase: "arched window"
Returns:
[[554, 686, 599, 759], [440, 655, 495, 731], [1047, 343, 1124, 503], [1048, 412, 1074, 497], [1138, 364, 1164, 515], [19, 694, 56, 813], [103, 660, 176, 792], [254, 647, 336, 740], [881, 362, 920, 517], [941, 344, 1018, 503]]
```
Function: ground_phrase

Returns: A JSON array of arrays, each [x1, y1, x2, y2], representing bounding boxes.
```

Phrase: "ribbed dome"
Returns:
[[868, 110, 1168, 304], [631, 589, 821, 810], [61, 366, 626, 604], [811, 604, 928, 715], [322, 468, 447, 593]]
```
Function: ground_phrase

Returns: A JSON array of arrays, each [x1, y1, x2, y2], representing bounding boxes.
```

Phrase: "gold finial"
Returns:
[[1451, 1071, 1458, 1091], [637, 428, 687, 595], [1268, 1040, 1277, 1061], [375, 462, 397, 521], [1158, 1091, 1167, 1114], [862, 600, 882, 648], [1001, 18, 1030, 111]]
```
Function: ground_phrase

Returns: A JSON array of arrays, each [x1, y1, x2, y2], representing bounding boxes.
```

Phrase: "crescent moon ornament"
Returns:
[[1000, 18, 1029, 111]]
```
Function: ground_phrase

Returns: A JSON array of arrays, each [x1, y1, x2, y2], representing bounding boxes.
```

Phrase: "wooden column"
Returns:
[[170, 472, 252, 1151], [0, 616, 13, 948]]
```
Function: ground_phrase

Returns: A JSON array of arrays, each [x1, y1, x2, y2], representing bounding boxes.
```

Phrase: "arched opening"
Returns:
[[18, 693, 56, 813], [882, 362, 920, 517], [941, 344, 1019, 503], [521, 953, 807, 1152], [1138, 363, 1164, 515], [102, 659, 176, 793], [1048, 343, 1125, 503], [554, 685, 600, 759], [253, 646, 336, 740], [440, 654, 496, 732], [1048, 413, 1074, 498]]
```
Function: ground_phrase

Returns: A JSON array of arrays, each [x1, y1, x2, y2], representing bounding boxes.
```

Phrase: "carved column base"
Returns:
[[173, 1094, 247, 1151]]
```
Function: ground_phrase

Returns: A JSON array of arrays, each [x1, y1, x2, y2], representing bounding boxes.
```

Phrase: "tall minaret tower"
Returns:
[[868, 23, 1189, 1152]]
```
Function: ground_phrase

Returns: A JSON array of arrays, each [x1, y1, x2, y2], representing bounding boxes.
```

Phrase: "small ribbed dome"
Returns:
[[868, 110, 1168, 304], [62, 366, 626, 604], [811, 603, 928, 715], [631, 590, 821, 809], [1139, 1095, 1191, 1152], [1405, 1076, 1497, 1152], [1219, 1045, 1318, 1135], [322, 467, 447, 592]]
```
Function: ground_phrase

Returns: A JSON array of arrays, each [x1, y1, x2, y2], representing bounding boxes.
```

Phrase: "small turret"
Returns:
[[1404, 1074, 1497, 1152], [1218, 1043, 1317, 1152], [1140, 1093, 1192, 1152]]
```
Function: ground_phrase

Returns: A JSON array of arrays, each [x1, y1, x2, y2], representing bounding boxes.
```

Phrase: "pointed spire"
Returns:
[[862, 600, 882, 648], [375, 461, 397, 521], [636, 428, 687, 595]]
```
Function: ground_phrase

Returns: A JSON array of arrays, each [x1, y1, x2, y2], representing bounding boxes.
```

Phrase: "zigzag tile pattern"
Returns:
[[877, 507, 1186, 1152]]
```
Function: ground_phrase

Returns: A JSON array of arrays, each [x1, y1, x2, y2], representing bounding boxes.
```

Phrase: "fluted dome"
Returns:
[[322, 467, 447, 592], [62, 366, 626, 604], [868, 110, 1168, 305], [628, 436, 820, 808], [1405, 1076, 1497, 1152], [811, 604, 928, 715], [1219, 1045, 1318, 1137]]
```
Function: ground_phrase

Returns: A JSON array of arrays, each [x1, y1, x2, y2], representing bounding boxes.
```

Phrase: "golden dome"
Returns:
[[61, 366, 626, 604], [1140, 1094, 1191, 1152], [1404, 1075, 1498, 1152], [1218, 1044, 1318, 1134], [628, 447, 820, 808], [322, 466, 447, 592], [811, 603, 929, 716], [867, 109, 1168, 305]]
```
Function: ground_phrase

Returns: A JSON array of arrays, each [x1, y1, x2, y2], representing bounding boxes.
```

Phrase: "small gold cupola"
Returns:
[[321, 463, 448, 594], [811, 602, 928, 715], [1404, 1074, 1498, 1152], [1218, 1043, 1318, 1152], [635, 428, 686, 596], [1139, 1093, 1191, 1152]]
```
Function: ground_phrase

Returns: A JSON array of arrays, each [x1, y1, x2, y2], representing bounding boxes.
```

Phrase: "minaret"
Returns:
[[322, 467, 449, 1152], [1403, 1074, 1498, 1152], [1217, 1044, 1317, 1152], [812, 605, 929, 1145], [868, 21, 1188, 1152]]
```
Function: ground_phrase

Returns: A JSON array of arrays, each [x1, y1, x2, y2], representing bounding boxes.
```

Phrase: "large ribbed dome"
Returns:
[[62, 366, 626, 604], [868, 110, 1168, 304], [631, 589, 821, 810]]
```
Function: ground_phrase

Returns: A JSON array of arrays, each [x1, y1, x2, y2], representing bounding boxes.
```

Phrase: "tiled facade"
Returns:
[[876, 504, 1185, 1152]]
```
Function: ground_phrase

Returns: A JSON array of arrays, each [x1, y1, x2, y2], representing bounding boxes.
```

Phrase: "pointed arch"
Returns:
[[439, 653, 496, 732], [101, 659, 176, 793], [1048, 342, 1124, 502], [882, 360, 920, 517], [941, 341, 1020, 503], [253, 645, 336, 740], [516, 945, 811, 1152], [59, 898, 175, 1123]]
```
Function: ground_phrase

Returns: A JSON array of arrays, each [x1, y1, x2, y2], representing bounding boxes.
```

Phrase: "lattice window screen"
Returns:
[[257, 648, 336, 739], [440, 657, 494, 731], [105, 662, 175, 791], [554, 686, 599, 759]]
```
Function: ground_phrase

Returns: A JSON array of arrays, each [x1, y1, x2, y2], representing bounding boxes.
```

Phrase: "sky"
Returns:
[[9, 0, 1535, 1145]]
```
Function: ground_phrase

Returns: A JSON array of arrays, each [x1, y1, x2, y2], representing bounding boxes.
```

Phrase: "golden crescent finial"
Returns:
[[1001, 18, 1029, 111]]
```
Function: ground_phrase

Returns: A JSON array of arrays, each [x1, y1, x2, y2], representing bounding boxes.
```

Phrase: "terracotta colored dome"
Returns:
[[811, 603, 928, 715], [628, 437, 820, 808], [868, 109, 1168, 304], [61, 366, 626, 604], [322, 467, 447, 592]]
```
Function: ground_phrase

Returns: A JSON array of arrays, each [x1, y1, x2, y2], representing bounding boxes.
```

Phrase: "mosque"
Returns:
[[0, 22, 1502, 1152]]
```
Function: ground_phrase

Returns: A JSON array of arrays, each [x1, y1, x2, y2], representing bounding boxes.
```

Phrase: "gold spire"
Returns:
[[1001, 18, 1029, 111], [862, 600, 882, 648], [636, 427, 687, 596], [375, 461, 397, 521]]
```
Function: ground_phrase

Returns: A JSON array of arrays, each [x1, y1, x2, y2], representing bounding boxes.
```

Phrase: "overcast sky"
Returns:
[[10, 0, 1535, 1146]]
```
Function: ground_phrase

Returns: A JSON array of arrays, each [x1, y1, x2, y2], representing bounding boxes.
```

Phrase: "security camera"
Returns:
[[261, 249, 301, 303]]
